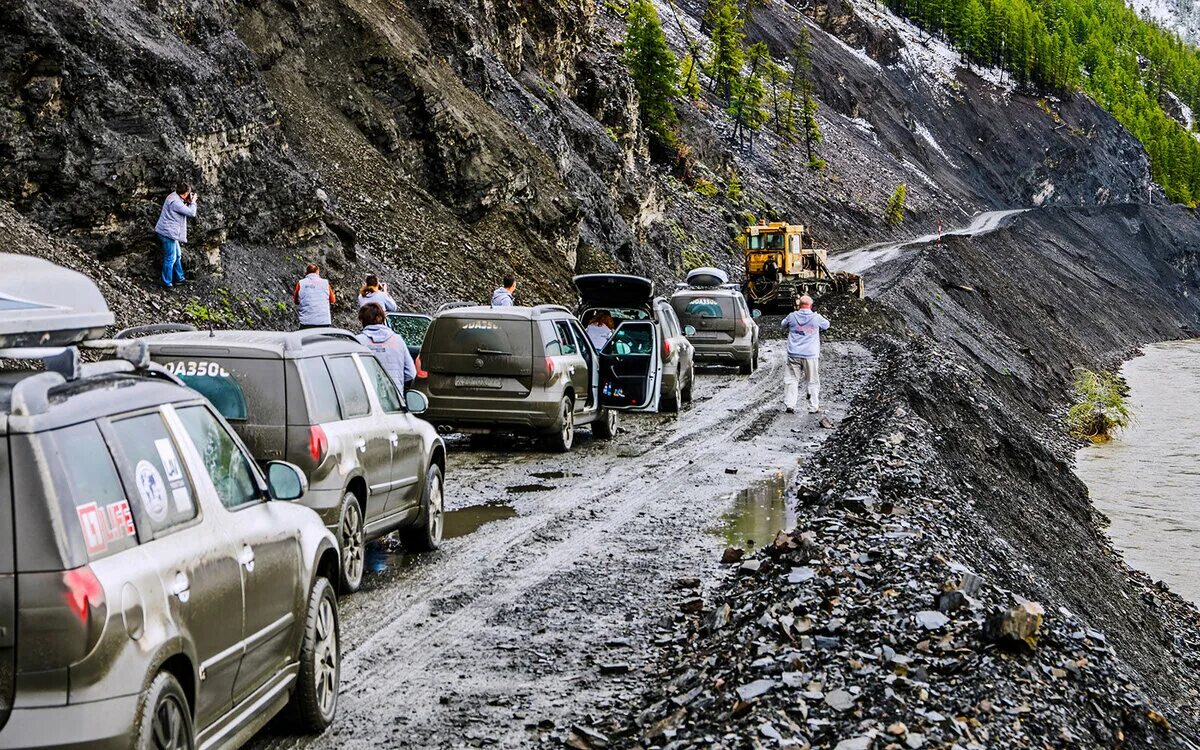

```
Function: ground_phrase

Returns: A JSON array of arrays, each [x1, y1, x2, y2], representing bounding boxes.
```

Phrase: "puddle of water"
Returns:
[[530, 470, 579, 480], [712, 472, 794, 549], [506, 483, 554, 493], [364, 503, 519, 575]]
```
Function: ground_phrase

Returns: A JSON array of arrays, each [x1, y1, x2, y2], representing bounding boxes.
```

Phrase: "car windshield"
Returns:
[[387, 315, 431, 347]]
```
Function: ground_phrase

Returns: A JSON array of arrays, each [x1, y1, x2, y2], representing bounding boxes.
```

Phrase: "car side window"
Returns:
[[553, 320, 578, 355], [298, 356, 341, 424], [659, 305, 681, 338], [176, 406, 261, 510], [326, 355, 371, 418], [47, 422, 140, 558], [539, 320, 564, 356], [109, 412, 199, 535], [360, 355, 404, 413]]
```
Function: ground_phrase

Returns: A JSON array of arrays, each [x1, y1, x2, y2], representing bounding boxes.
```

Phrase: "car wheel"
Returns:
[[337, 493, 365, 594], [753, 347, 759, 371], [593, 407, 618, 440], [738, 355, 753, 375], [662, 375, 681, 413], [290, 576, 339, 733], [681, 367, 695, 403], [543, 396, 575, 452], [400, 464, 444, 552], [135, 671, 194, 750]]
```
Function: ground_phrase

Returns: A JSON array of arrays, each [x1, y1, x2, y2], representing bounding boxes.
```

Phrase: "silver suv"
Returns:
[[0, 255, 342, 749], [132, 328, 447, 594]]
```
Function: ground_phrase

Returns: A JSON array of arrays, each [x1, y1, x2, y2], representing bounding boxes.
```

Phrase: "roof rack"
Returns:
[[436, 300, 478, 315], [114, 323, 198, 340], [284, 328, 359, 352]]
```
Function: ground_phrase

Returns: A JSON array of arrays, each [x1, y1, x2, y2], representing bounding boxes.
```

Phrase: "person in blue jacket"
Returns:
[[357, 303, 415, 395], [780, 295, 830, 414], [153, 182, 198, 288], [491, 274, 516, 306]]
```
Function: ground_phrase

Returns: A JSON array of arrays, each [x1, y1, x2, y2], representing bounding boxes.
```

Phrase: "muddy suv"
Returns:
[[414, 304, 666, 451], [0, 256, 342, 749], [670, 268, 760, 374], [131, 327, 447, 594], [573, 274, 696, 412]]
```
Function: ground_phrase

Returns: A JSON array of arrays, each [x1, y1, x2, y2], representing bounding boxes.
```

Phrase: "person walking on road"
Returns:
[[358, 274, 399, 312], [153, 181, 198, 289], [780, 295, 830, 414], [492, 274, 516, 307], [294, 263, 336, 329], [357, 302, 416, 395]]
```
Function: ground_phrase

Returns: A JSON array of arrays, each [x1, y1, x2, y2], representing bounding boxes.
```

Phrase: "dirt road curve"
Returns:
[[252, 340, 873, 749]]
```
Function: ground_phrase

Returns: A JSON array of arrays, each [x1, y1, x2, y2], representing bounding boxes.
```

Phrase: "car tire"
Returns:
[[135, 671, 194, 750], [739, 356, 753, 375], [400, 464, 444, 552], [337, 492, 365, 594], [290, 576, 339, 733], [592, 407, 618, 440], [681, 367, 695, 403], [543, 396, 575, 452], [662, 375, 681, 413]]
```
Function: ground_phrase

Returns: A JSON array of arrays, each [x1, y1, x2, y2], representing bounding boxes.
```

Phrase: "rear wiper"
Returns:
[[476, 347, 511, 356]]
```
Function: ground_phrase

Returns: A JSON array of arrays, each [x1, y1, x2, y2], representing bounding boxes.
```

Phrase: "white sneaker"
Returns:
[[808, 405, 820, 414]]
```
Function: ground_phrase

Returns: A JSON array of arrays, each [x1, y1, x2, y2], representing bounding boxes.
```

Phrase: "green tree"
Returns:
[[729, 42, 771, 150], [706, 0, 745, 102], [885, 183, 907, 227], [679, 52, 702, 100], [623, 0, 679, 145], [788, 32, 824, 168]]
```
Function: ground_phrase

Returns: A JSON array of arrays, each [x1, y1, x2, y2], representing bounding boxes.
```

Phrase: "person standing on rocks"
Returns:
[[492, 274, 516, 307], [358, 274, 399, 312], [153, 181, 198, 289], [294, 263, 336, 329], [780, 295, 830, 414]]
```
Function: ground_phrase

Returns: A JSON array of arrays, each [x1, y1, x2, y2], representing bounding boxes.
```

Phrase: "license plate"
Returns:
[[687, 332, 721, 340], [455, 375, 503, 389]]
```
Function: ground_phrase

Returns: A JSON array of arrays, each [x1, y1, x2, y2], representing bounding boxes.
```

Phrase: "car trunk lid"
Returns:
[[671, 294, 737, 342], [573, 274, 654, 310]]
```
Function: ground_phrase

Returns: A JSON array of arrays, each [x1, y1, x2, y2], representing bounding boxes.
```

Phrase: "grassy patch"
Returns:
[[1067, 368, 1131, 443]]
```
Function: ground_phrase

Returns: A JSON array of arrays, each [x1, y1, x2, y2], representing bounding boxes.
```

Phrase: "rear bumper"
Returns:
[[691, 343, 753, 363], [421, 397, 559, 432], [0, 694, 138, 749]]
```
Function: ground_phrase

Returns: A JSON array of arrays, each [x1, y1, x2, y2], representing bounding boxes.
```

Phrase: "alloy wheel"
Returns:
[[427, 473, 444, 544], [341, 500, 364, 588], [151, 694, 188, 750], [314, 596, 338, 718], [561, 402, 574, 449]]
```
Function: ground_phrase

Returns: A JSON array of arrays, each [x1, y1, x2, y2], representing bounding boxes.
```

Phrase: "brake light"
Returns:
[[415, 355, 428, 379], [663, 339, 672, 359], [545, 357, 557, 378], [309, 424, 329, 463], [736, 317, 749, 337], [63, 566, 104, 624]]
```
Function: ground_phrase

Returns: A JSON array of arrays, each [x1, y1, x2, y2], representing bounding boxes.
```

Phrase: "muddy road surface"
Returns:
[[251, 340, 873, 749]]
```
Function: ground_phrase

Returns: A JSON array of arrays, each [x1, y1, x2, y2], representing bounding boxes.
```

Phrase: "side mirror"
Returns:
[[405, 389, 429, 414], [266, 461, 308, 501], [684, 325, 697, 336], [751, 309, 762, 319]]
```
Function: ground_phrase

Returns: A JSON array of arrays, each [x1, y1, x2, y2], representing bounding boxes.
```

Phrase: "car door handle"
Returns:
[[389, 433, 399, 446], [355, 438, 367, 452], [238, 545, 256, 573], [568, 366, 576, 375], [170, 571, 191, 604]]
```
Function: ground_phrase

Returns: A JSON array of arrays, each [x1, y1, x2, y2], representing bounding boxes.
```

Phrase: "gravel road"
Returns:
[[250, 339, 874, 749]]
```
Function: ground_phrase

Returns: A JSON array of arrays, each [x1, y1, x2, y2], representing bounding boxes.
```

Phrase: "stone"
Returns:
[[834, 737, 872, 750], [679, 597, 704, 614], [984, 601, 1045, 649], [567, 725, 610, 749], [735, 678, 779, 701], [789, 566, 816, 583], [721, 546, 745, 564], [739, 559, 762, 574], [599, 663, 630, 675], [709, 603, 731, 630], [673, 577, 701, 589], [915, 610, 949, 630], [888, 722, 908, 736], [824, 688, 855, 711]]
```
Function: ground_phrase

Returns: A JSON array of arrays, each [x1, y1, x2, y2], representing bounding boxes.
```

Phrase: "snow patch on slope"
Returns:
[[1128, 0, 1200, 42]]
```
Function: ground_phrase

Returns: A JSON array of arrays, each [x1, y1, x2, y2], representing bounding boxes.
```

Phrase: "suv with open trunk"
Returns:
[[131, 327, 447, 594], [0, 255, 342, 750]]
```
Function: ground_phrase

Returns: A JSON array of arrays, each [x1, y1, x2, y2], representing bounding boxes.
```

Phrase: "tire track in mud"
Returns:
[[254, 340, 871, 749]]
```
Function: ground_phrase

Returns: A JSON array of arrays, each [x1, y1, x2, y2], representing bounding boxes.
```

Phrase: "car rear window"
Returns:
[[671, 295, 735, 319], [45, 422, 138, 560], [326, 356, 370, 418], [109, 413, 199, 535], [297, 356, 341, 424], [428, 317, 533, 358], [157, 357, 281, 424]]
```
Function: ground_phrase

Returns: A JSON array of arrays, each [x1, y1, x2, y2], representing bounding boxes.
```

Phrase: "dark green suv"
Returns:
[[0, 255, 342, 750], [414, 304, 666, 451]]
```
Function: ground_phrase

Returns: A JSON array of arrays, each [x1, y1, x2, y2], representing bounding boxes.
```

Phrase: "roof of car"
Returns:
[[1, 368, 202, 433], [433, 305, 574, 320], [139, 328, 364, 359], [670, 286, 744, 297]]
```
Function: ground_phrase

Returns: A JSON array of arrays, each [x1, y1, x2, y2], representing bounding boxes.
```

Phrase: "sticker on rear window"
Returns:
[[164, 361, 231, 377], [154, 438, 184, 483], [135, 460, 170, 523], [76, 500, 136, 556]]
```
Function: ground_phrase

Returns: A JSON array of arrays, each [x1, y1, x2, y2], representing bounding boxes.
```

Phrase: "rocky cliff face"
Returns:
[[0, 0, 1167, 325]]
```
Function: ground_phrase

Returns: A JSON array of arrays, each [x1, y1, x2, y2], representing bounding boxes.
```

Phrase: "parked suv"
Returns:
[[132, 327, 446, 594], [573, 274, 696, 412], [670, 268, 760, 374], [0, 256, 342, 749], [414, 304, 664, 451]]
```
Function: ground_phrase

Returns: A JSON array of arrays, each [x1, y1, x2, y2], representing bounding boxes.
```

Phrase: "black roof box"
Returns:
[[0, 254, 114, 347], [685, 267, 729, 287]]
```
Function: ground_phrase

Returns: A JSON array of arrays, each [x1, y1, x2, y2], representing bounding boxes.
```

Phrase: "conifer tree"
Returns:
[[706, 0, 744, 102], [885, 183, 908, 227], [623, 0, 679, 145], [729, 42, 770, 152], [788, 31, 824, 169]]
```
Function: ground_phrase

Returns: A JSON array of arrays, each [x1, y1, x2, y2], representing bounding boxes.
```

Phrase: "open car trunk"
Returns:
[[598, 321, 662, 411], [573, 274, 654, 310]]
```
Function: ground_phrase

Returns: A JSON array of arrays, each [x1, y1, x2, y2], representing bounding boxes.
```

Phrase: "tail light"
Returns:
[[309, 424, 329, 463], [415, 355, 428, 379], [736, 317, 749, 337], [63, 566, 105, 625], [663, 338, 673, 359], [545, 357, 557, 379]]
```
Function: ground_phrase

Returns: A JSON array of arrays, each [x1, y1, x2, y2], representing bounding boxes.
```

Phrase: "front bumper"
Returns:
[[0, 694, 138, 749]]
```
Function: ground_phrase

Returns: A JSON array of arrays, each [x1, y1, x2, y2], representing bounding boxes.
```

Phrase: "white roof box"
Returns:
[[685, 267, 729, 287], [0, 254, 114, 348]]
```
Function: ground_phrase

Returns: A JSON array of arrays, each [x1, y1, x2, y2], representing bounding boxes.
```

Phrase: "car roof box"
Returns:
[[685, 267, 729, 287], [0, 254, 114, 347]]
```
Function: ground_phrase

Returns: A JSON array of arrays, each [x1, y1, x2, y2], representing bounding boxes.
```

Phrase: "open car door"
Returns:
[[386, 312, 434, 358], [598, 320, 662, 412]]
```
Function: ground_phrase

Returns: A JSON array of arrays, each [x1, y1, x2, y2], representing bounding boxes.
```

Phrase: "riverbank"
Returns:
[[584, 204, 1200, 748]]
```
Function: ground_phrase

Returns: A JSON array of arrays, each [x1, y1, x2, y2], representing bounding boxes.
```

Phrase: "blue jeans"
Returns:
[[159, 235, 184, 287]]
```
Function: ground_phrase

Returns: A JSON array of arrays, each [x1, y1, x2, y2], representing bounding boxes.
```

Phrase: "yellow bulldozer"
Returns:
[[739, 221, 863, 310]]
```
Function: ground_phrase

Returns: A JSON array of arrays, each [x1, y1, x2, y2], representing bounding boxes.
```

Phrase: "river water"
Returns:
[[1075, 340, 1200, 604]]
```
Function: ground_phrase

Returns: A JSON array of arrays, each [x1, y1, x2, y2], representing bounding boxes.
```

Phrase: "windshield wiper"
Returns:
[[476, 347, 511, 356]]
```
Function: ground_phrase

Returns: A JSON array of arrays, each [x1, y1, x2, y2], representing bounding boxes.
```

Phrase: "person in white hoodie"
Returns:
[[780, 295, 830, 414], [491, 274, 516, 306]]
